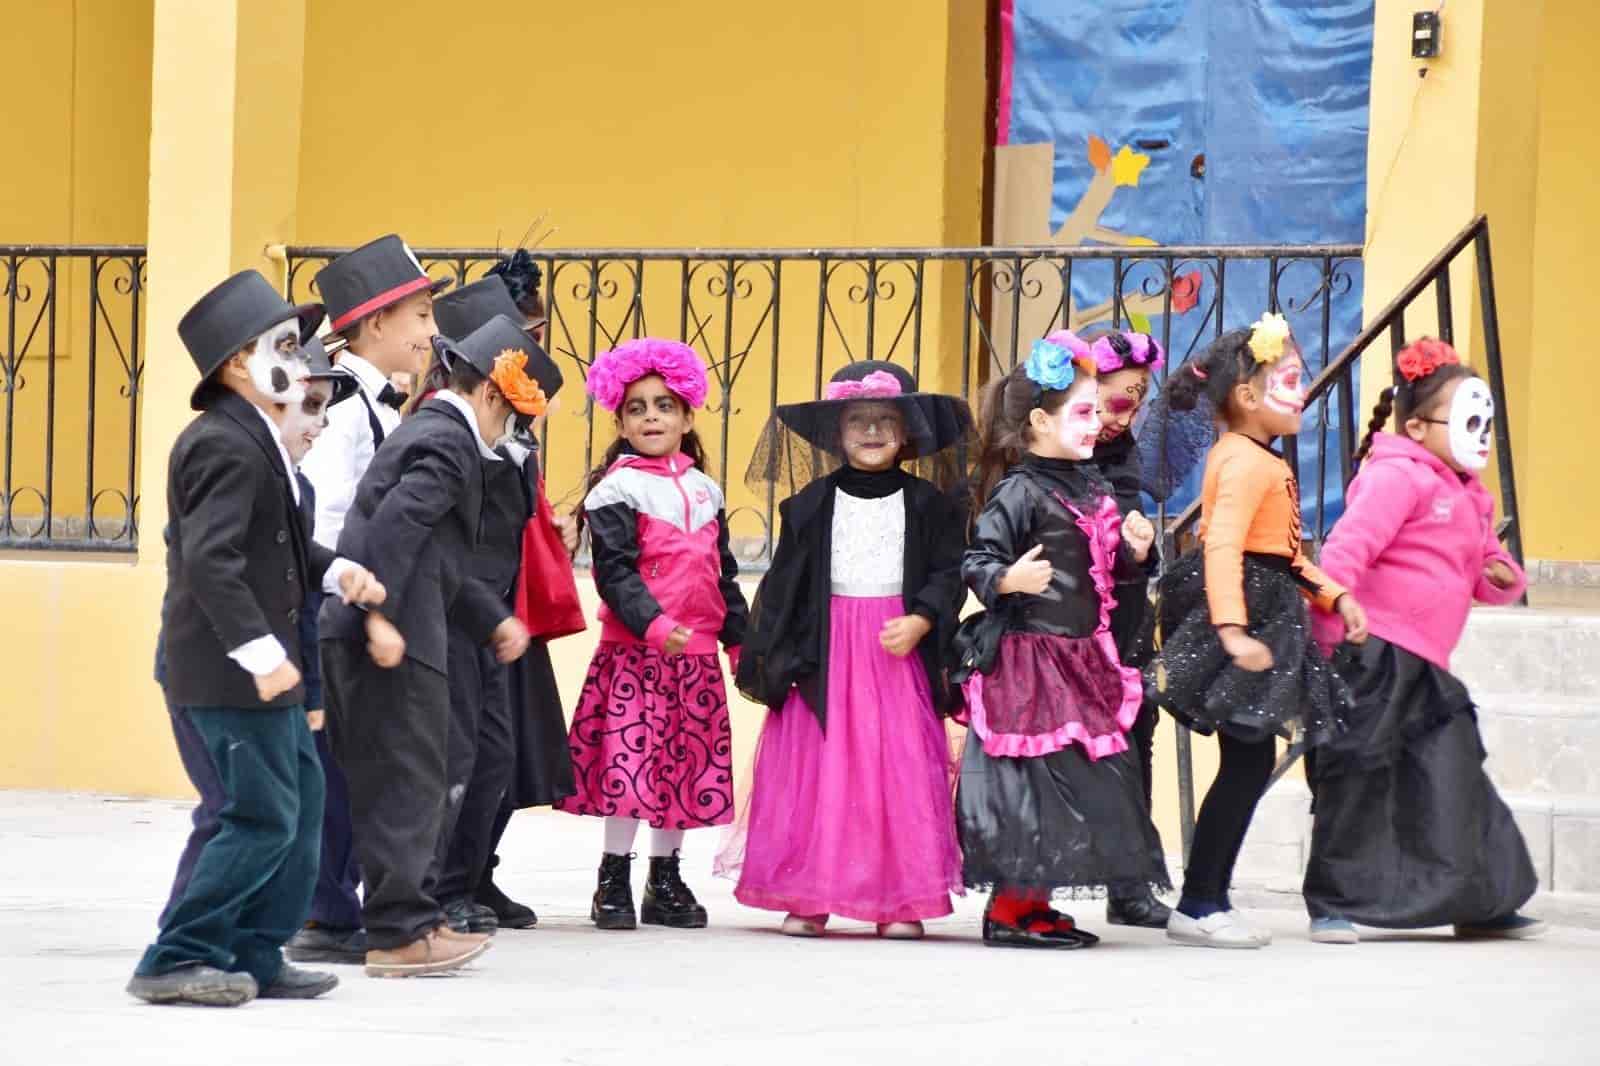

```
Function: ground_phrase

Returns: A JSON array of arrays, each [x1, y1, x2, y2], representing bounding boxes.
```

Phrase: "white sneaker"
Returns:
[[1309, 917, 1360, 944], [1166, 908, 1263, 949], [1227, 909, 1273, 945]]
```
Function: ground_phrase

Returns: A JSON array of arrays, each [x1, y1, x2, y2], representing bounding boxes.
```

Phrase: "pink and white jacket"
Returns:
[[584, 450, 747, 657], [1312, 432, 1525, 669]]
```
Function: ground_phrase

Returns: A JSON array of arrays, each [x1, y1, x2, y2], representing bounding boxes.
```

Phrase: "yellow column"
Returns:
[[1360, 0, 1544, 531]]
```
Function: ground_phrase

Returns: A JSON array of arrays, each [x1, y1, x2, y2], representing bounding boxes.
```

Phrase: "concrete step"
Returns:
[[1450, 606, 1600, 702], [1477, 700, 1600, 797], [1225, 779, 1600, 915]]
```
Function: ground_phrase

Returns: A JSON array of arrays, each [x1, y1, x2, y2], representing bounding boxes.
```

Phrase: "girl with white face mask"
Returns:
[[1301, 338, 1543, 945], [954, 335, 1168, 950]]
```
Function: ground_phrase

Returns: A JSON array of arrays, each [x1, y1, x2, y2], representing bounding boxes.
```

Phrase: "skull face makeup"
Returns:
[[1053, 377, 1101, 460], [1446, 378, 1494, 471], [1262, 354, 1306, 416], [281, 380, 334, 465], [244, 318, 311, 405]]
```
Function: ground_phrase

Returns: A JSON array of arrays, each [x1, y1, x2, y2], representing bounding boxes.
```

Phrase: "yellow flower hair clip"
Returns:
[[1248, 312, 1291, 364]]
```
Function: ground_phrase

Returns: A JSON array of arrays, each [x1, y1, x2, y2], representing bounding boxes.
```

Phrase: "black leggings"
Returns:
[[1181, 732, 1277, 905]]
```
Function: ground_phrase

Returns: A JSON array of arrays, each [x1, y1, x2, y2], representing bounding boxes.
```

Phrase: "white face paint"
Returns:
[[281, 381, 333, 465], [1263, 354, 1306, 415], [245, 319, 310, 405], [1447, 378, 1495, 471], [1055, 378, 1101, 460]]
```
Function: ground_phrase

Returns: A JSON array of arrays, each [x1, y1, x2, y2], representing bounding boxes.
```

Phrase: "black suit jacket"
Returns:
[[320, 396, 507, 673], [162, 390, 335, 708]]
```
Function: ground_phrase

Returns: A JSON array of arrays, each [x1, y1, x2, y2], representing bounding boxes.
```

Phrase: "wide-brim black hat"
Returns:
[[435, 279, 563, 397], [178, 269, 324, 410], [748, 360, 975, 496], [315, 234, 452, 335], [303, 336, 359, 407], [431, 314, 556, 416]]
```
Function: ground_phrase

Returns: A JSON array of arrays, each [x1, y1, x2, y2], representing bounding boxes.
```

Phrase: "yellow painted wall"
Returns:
[[0, 0, 153, 532]]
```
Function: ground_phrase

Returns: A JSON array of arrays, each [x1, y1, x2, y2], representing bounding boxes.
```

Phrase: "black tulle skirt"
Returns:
[[955, 735, 1171, 897], [1303, 637, 1537, 927], [1145, 552, 1350, 747], [504, 642, 577, 810]]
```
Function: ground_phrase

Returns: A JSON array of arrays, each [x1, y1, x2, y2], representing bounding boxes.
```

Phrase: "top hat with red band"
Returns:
[[315, 234, 452, 334]]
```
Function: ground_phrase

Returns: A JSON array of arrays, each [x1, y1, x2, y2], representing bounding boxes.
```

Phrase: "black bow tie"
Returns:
[[378, 384, 408, 410]]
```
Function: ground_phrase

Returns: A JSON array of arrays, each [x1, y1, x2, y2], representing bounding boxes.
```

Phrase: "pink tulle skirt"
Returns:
[[717, 595, 964, 923]]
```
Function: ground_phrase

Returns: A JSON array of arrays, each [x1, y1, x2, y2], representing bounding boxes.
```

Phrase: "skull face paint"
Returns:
[[245, 318, 311, 405], [1055, 378, 1101, 460], [281, 380, 333, 465], [1447, 378, 1495, 471], [1262, 354, 1306, 416]]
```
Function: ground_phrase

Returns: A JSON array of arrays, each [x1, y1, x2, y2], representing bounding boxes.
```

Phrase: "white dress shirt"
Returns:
[[227, 402, 362, 679], [298, 352, 402, 552], [432, 388, 504, 462]]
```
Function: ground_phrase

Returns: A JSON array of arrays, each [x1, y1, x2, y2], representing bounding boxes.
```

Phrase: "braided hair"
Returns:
[[1163, 328, 1260, 417], [1353, 338, 1478, 463]]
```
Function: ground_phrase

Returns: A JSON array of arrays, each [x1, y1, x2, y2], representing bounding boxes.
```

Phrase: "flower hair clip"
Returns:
[[1248, 312, 1293, 364], [491, 348, 548, 417], [1089, 331, 1166, 374], [1396, 337, 1461, 384], [824, 369, 903, 401], [586, 337, 710, 412], [1024, 333, 1097, 393]]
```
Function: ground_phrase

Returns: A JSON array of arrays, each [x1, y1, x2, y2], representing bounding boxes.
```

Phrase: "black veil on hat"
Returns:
[[746, 359, 975, 498]]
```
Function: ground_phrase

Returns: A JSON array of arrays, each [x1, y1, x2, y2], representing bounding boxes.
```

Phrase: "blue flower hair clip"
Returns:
[[1023, 336, 1096, 396]]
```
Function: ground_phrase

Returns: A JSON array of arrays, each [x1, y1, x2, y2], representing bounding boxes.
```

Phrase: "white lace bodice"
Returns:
[[830, 488, 905, 595]]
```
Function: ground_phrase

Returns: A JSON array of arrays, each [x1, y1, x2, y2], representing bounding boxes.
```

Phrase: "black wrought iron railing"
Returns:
[[0, 245, 146, 552], [283, 241, 1366, 566]]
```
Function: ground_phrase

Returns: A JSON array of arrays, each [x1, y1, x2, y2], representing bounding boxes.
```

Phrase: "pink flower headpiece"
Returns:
[[585, 337, 710, 412], [823, 369, 904, 401], [1072, 330, 1166, 374]]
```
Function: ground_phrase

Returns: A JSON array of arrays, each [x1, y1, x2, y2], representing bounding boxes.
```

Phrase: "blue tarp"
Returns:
[[1003, 0, 1373, 527]]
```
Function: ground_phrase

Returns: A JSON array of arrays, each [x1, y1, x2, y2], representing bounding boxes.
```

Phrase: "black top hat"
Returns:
[[178, 269, 324, 410], [430, 314, 559, 415], [315, 234, 452, 335], [435, 280, 563, 396], [303, 336, 359, 407]]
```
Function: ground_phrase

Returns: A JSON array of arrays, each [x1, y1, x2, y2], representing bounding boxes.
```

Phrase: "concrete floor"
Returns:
[[4, 790, 1598, 1066]]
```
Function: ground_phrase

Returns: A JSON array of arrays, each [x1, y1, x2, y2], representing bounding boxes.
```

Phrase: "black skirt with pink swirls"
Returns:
[[555, 642, 735, 829]]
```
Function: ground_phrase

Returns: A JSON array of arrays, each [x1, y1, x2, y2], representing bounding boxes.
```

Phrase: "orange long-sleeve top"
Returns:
[[1197, 432, 1345, 628]]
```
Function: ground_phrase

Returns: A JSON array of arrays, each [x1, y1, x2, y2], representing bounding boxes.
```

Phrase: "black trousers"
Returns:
[[1181, 732, 1277, 905], [323, 641, 451, 951], [432, 633, 516, 904]]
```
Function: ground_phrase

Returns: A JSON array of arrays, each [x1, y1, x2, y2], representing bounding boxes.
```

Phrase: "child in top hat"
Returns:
[[150, 339, 356, 929], [721, 361, 973, 939], [419, 279, 575, 934], [290, 232, 449, 965], [319, 314, 543, 978], [128, 270, 385, 1007]]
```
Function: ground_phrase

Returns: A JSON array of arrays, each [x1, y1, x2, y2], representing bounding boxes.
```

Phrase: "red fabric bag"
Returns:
[[513, 476, 586, 641]]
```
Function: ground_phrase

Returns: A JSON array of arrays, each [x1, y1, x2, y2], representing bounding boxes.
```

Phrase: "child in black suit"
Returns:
[[320, 315, 543, 978], [129, 271, 383, 1007]]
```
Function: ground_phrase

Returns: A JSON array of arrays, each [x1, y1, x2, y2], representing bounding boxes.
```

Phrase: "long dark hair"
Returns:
[[1162, 327, 1262, 420], [972, 363, 1074, 508], [1353, 340, 1478, 463]]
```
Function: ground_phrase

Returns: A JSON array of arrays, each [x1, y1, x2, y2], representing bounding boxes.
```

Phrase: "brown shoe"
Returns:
[[364, 929, 490, 978]]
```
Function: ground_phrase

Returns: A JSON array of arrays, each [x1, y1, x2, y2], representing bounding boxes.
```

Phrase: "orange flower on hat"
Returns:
[[491, 348, 548, 416]]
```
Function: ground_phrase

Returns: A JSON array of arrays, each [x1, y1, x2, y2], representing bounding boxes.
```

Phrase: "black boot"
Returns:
[[641, 850, 708, 929], [477, 873, 538, 929], [442, 896, 499, 935], [591, 852, 637, 930], [1106, 886, 1172, 929]]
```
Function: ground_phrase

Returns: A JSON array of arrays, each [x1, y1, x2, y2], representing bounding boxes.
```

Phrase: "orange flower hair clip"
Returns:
[[491, 348, 548, 416]]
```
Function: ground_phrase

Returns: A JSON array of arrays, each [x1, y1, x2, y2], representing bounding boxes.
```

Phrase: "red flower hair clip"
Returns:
[[1395, 338, 1460, 383]]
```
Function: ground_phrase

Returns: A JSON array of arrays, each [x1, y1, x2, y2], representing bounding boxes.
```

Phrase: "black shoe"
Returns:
[[442, 897, 499, 935], [477, 875, 538, 929], [591, 852, 637, 930], [126, 965, 258, 1007], [980, 900, 1095, 950], [259, 963, 339, 1000], [1107, 888, 1173, 929], [285, 924, 368, 965], [641, 850, 709, 929]]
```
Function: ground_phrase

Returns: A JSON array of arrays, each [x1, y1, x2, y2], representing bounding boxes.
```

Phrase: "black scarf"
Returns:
[[834, 463, 910, 500]]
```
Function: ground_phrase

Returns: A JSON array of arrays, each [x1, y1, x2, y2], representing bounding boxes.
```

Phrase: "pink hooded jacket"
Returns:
[[1312, 432, 1525, 669]]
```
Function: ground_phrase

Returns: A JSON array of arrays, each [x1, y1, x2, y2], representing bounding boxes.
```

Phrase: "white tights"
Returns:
[[603, 816, 686, 858]]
